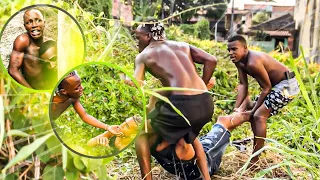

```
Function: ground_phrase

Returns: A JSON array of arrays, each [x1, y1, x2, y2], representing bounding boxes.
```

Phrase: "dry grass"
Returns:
[[106, 143, 308, 180]]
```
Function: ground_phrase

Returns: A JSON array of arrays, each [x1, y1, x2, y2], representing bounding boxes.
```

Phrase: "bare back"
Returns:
[[140, 41, 207, 95], [51, 96, 77, 120]]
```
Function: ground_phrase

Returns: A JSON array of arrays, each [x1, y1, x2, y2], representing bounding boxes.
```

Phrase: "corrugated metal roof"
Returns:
[[264, 30, 292, 36]]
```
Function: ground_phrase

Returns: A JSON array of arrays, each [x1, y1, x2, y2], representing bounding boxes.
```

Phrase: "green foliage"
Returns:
[[77, 0, 112, 18], [2, 133, 54, 173], [133, 0, 162, 21], [179, 19, 211, 40], [54, 64, 143, 157], [252, 11, 270, 25], [1, 0, 320, 179]]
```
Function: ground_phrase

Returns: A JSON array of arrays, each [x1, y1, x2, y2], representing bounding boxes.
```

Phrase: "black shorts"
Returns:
[[148, 93, 214, 144]]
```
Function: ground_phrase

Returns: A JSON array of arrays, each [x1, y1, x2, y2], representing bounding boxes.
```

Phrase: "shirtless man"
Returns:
[[51, 71, 120, 135], [227, 35, 300, 163], [8, 8, 49, 89], [130, 21, 217, 180]]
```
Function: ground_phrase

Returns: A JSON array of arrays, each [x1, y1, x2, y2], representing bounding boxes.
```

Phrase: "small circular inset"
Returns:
[[49, 62, 145, 158], [0, 4, 85, 91]]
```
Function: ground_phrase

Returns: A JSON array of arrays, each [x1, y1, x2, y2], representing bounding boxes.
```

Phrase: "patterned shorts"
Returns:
[[255, 78, 300, 116]]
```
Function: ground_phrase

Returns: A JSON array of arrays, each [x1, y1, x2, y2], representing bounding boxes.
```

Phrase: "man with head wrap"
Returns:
[[126, 20, 217, 180]]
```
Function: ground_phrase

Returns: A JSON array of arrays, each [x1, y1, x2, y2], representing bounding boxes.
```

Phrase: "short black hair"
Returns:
[[39, 40, 57, 56], [228, 35, 247, 46], [57, 71, 77, 90]]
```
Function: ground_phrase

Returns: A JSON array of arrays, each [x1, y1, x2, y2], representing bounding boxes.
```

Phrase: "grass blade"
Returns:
[[6, 129, 30, 137], [288, 53, 317, 120], [2, 133, 54, 173], [143, 89, 191, 126]]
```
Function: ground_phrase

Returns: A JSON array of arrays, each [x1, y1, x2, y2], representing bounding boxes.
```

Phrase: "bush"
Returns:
[[179, 18, 211, 40]]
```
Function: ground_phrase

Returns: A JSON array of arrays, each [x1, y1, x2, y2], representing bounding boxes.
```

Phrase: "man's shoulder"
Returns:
[[14, 33, 30, 48], [248, 51, 265, 63], [166, 40, 189, 47]]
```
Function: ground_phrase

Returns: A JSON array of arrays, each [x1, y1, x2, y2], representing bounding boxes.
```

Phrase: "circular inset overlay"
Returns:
[[0, 4, 85, 91], [49, 62, 145, 158]]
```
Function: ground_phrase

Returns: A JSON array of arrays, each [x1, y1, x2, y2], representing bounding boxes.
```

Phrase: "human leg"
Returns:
[[135, 119, 158, 180], [199, 123, 231, 175], [217, 112, 251, 131], [235, 95, 254, 112], [250, 105, 271, 163]]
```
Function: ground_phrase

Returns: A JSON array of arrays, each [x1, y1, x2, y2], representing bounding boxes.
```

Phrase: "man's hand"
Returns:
[[106, 125, 124, 137], [124, 79, 136, 87], [233, 107, 245, 113], [206, 77, 215, 90], [87, 137, 109, 147]]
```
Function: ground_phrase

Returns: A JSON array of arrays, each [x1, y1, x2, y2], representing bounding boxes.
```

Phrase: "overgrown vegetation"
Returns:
[[54, 64, 143, 157], [0, 0, 319, 179]]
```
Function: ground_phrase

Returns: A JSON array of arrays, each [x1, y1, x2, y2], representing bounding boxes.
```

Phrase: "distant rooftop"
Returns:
[[228, 0, 296, 9]]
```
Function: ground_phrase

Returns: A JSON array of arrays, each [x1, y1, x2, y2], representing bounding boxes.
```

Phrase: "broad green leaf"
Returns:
[[84, 158, 103, 172], [102, 156, 114, 165], [6, 130, 29, 137], [3, 172, 18, 180], [65, 169, 80, 180], [45, 136, 62, 155], [35, 144, 50, 163], [73, 156, 85, 171], [42, 165, 64, 180], [2, 133, 54, 173], [95, 165, 107, 180]]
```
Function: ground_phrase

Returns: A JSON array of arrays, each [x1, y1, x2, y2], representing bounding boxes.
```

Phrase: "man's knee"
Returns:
[[217, 116, 229, 127], [252, 113, 268, 123]]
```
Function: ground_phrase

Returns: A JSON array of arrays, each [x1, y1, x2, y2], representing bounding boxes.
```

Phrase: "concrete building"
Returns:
[[294, 0, 320, 62]]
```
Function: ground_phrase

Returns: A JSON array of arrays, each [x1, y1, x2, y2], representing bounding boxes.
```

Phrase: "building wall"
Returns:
[[294, 0, 319, 62], [272, 6, 294, 18], [112, 0, 133, 26]]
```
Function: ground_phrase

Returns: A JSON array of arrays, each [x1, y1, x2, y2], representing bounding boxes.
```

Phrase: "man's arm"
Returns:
[[247, 61, 272, 114], [73, 100, 122, 135], [189, 45, 217, 85], [193, 138, 211, 180], [234, 63, 249, 111], [8, 35, 32, 88], [124, 54, 146, 87]]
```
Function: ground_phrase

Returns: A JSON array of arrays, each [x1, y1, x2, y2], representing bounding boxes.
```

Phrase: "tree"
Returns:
[[252, 11, 270, 25]]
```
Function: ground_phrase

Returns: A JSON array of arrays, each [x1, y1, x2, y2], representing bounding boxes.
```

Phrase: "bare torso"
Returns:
[[51, 96, 77, 120], [19, 34, 49, 88], [238, 50, 289, 86], [141, 40, 207, 95]]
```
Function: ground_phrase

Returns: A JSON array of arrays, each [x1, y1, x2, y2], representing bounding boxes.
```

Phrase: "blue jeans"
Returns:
[[199, 124, 231, 175]]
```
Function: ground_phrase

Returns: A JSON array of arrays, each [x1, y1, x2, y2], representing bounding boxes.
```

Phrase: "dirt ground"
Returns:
[[0, 6, 58, 69], [108, 142, 307, 180]]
